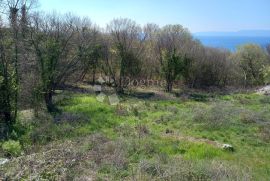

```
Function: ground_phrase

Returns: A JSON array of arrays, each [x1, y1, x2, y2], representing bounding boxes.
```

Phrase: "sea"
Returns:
[[194, 36, 270, 52]]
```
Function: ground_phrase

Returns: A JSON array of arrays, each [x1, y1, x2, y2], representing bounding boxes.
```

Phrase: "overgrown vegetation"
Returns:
[[1, 87, 270, 180], [0, 0, 270, 180]]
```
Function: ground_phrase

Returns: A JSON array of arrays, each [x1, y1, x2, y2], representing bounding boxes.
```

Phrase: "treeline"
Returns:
[[1, 0, 270, 139]]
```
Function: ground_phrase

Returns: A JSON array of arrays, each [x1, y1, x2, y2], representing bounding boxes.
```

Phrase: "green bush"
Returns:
[[193, 103, 232, 130], [2, 140, 22, 157]]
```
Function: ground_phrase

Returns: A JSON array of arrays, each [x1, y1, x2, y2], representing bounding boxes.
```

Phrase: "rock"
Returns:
[[222, 144, 234, 152], [257, 85, 270, 95], [0, 158, 9, 165], [108, 94, 120, 106]]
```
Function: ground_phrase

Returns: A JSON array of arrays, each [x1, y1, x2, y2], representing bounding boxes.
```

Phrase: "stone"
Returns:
[[222, 144, 234, 152], [0, 158, 9, 165], [97, 77, 105, 84], [96, 93, 106, 103], [257, 85, 270, 95], [93, 85, 102, 92], [108, 94, 120, 106]]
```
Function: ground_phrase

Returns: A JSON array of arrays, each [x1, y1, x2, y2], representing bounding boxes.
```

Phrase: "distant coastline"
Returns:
[[194, 35, 270, 51], [193, 30, 270, 51]]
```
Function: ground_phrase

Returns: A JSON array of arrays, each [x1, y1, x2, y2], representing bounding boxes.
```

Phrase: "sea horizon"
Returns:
[[194, 35, 270, 51]]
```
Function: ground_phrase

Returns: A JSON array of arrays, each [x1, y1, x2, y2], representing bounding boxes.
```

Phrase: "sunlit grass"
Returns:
[[8, 90, 269, 180]]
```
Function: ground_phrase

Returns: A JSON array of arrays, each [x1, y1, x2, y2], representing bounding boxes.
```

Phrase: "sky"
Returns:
[[38, 0, 270, 33]]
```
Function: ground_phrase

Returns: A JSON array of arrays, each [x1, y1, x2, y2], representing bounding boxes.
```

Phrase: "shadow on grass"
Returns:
[[123, 91, 155, 100]]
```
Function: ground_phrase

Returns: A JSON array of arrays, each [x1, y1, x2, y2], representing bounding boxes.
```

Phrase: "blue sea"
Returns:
[[195, 36, 270, 52]]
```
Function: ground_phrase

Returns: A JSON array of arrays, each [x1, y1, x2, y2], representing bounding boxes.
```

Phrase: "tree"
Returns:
[[0, 17, 17, 139], [105, 18, 145, 93], [262, 44, 270, 85], [156, 24, 192, 92], [234, 44, 268, 86], [77, 19, 103, 83], [141, 23, 160, 79], [0, 0, 35, 139], [161, 49, 188, 91], [30, 13, 79, 112]]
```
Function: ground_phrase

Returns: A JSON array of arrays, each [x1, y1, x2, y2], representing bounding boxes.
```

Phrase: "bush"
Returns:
[[239, 110, 258, 124], [193, 102, 233, 130], [134, 157, 251, 181], [2, 140, 22, 157], [260, 96, 270, 104], [259, 125, 270, 142]]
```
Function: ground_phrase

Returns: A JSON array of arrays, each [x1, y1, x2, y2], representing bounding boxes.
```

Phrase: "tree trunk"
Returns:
[[44, 91, 54, 112], [0, 112, 12, 140], [92, 66, 96, 85], [166, 81, 173, 92]]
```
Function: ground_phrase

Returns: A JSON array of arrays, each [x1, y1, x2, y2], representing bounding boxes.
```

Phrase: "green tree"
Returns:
[[235, 44, 268, 86], [161, 49, 189, 92], [157, 24, 192, 92]]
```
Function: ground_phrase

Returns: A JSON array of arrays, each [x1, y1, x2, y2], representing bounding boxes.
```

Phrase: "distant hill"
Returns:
[[193, 30, 270, 37]]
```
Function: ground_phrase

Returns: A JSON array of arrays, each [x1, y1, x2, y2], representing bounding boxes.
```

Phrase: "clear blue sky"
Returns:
[[38, 0, 270, 33]]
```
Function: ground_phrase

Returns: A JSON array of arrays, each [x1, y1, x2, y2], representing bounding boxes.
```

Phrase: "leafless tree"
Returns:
[[105, 18, 145, 93], [76, 18, 103, 83], [29, 12, 80, 112]]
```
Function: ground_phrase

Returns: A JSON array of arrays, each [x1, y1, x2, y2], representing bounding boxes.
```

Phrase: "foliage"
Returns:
[[157, 24, 193, 91], [1, 90, 270, 179], [30, 13, 80, 112], [234, 44, 268, 86], [262, 65, 270, 84], [161, 49, 189, 92], [2, 140, 22, 157], [0, 19, 18, 139], [105, 18, 144, 93]]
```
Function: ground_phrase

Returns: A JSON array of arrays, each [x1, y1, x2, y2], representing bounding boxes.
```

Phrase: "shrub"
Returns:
[[193, 102, 233, 130], [239, 110, 258, 124], [134, 157, 251, 181], [135, 123, 149, 138], [2, 140, 22, 157], [259, 125, 270, 142], [260, 96, 270, 104], [114, 123, 135, 137]]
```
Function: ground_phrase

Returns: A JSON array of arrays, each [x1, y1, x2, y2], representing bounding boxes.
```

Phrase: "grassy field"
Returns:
[[1, 85, 270, 180]]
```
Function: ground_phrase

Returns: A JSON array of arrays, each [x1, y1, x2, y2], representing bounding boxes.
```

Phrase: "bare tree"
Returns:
[[141, 23, 160, 79], [0, 0, 36, 139], [76, 18, 103, 83], [0, 15, 16, 139], [29, 13, 79, 112], [105, 18, 145, 93]]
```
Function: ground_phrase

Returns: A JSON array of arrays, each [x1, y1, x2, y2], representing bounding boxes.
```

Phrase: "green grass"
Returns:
[[1, 90, 270, 180]]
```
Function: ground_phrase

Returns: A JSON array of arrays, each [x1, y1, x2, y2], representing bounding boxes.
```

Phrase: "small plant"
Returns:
[[135, 123, 149, 138], [133, 107, 140, 117], [259, 125, 270, 142], [239, 110, 257, 124], [2, 140, 22, 157], [260, 96, 270, 104], [193, 102, 232, 130]]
